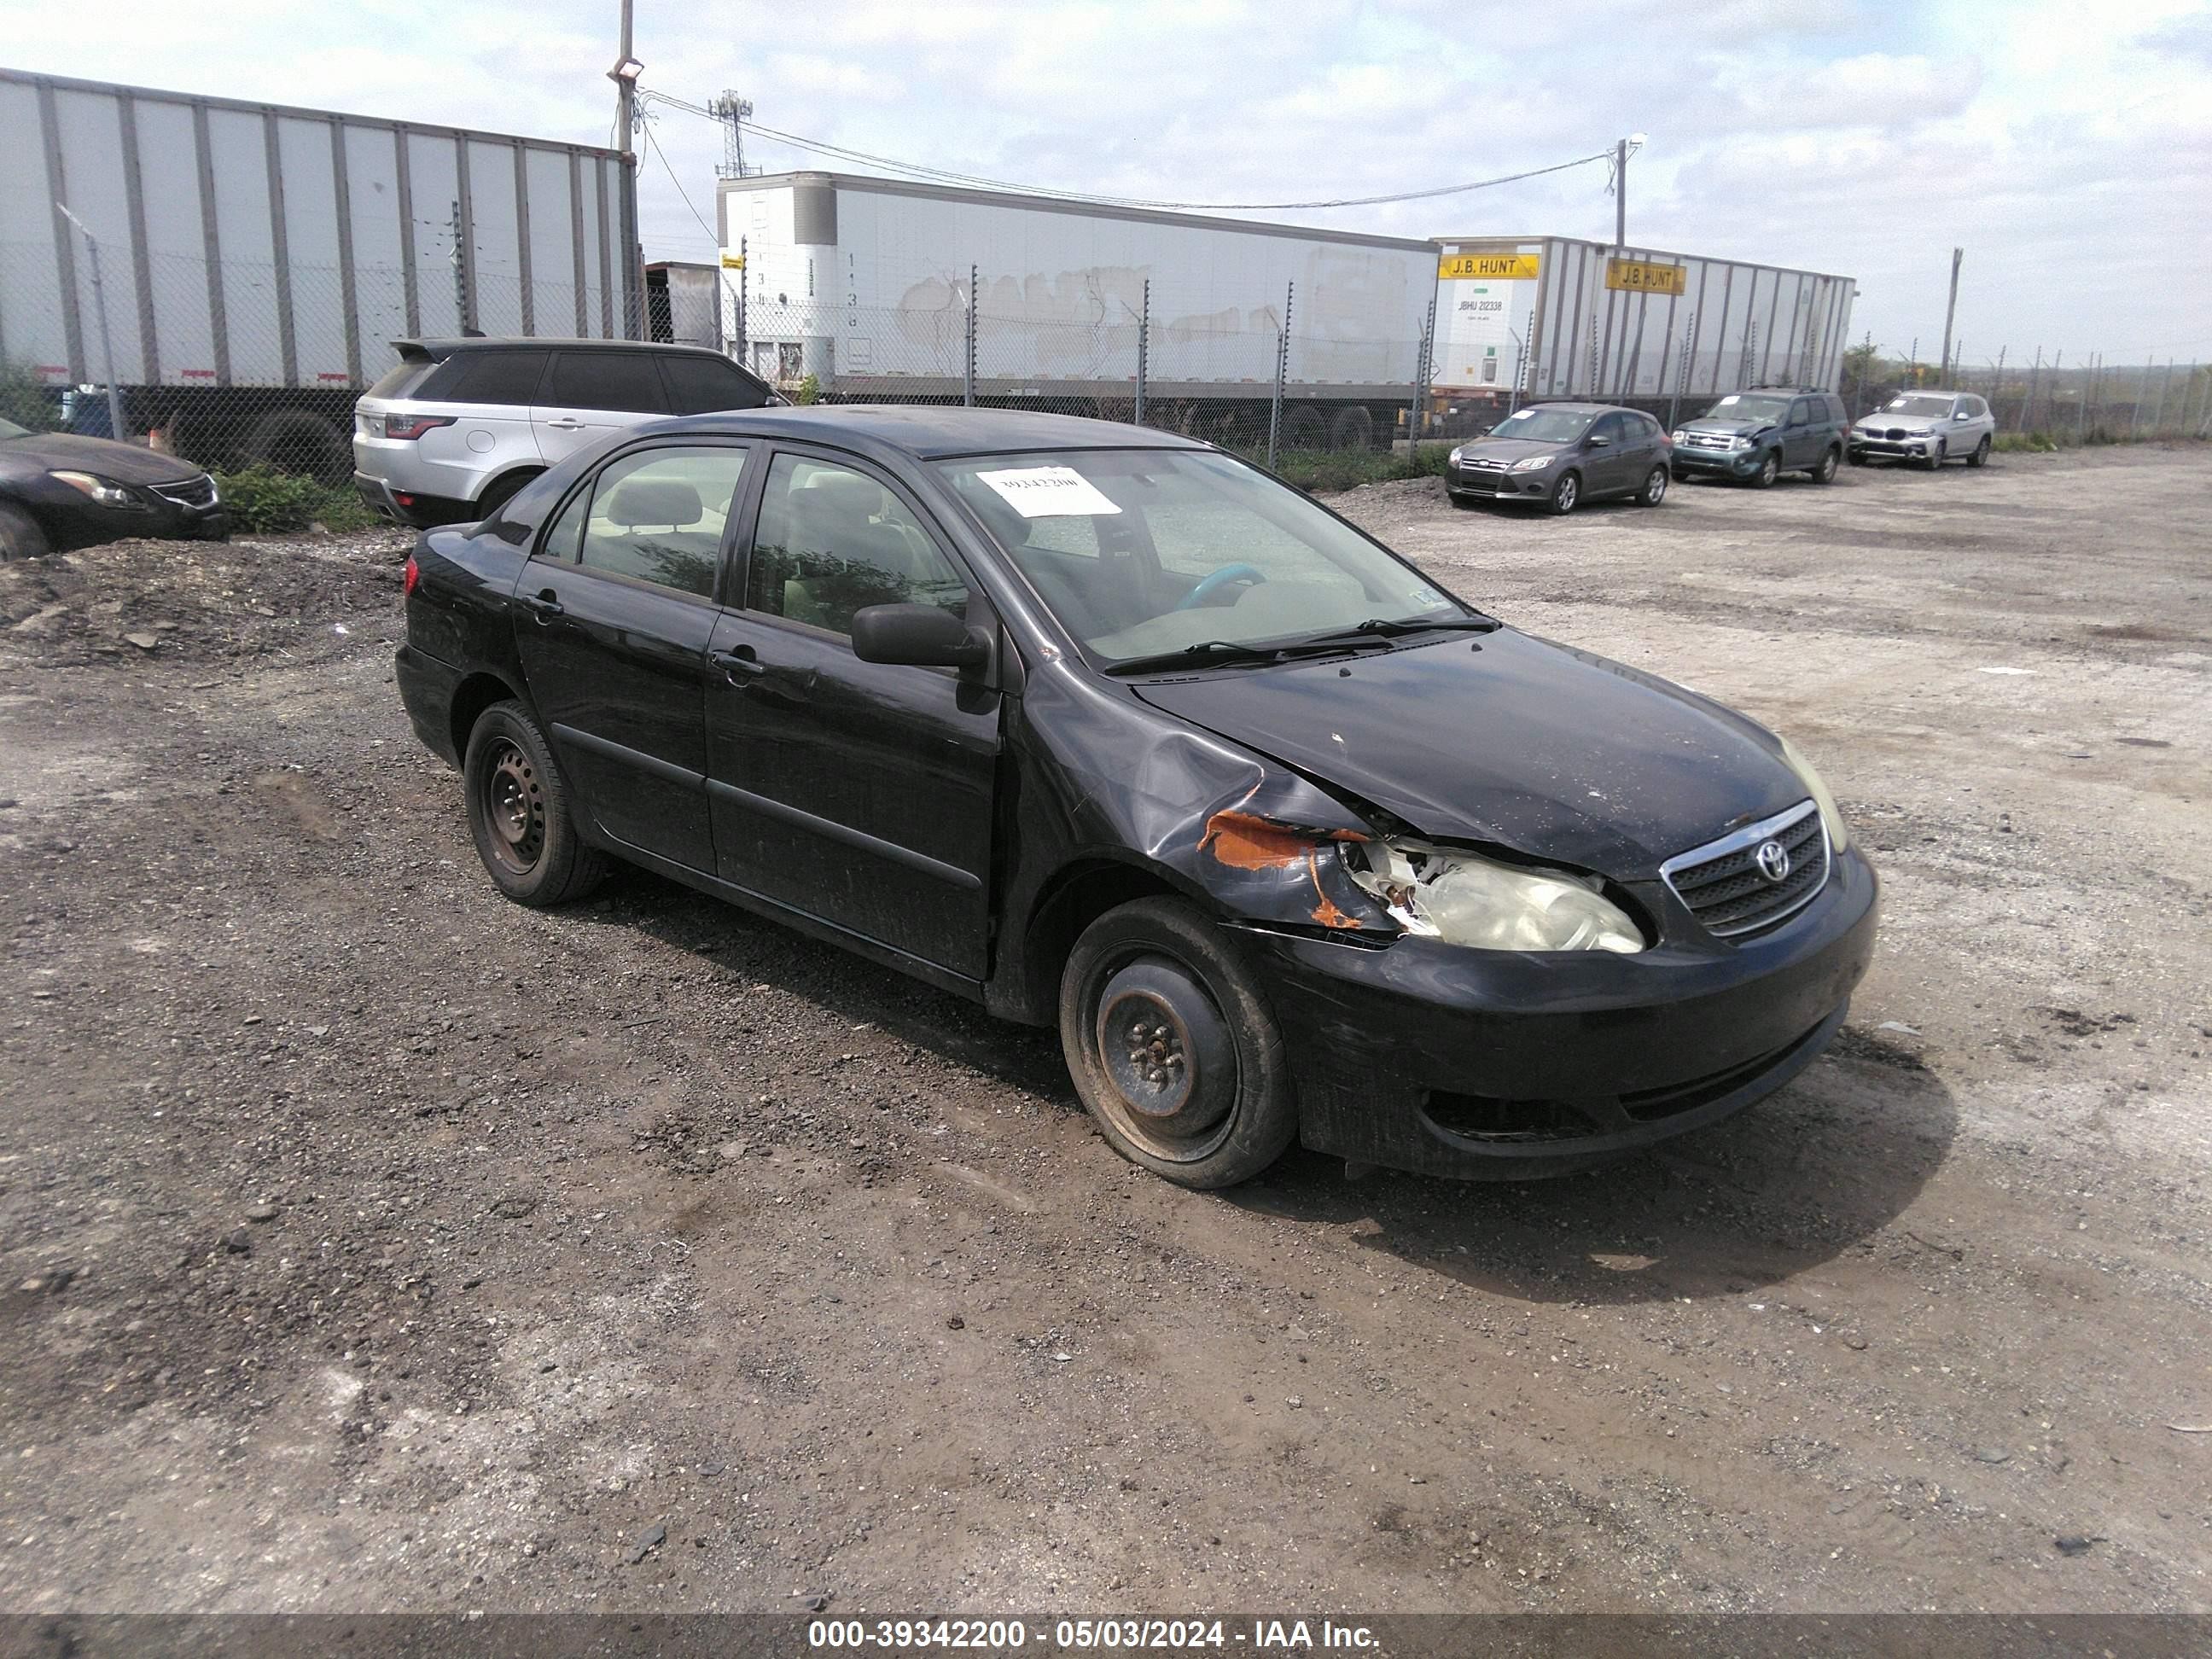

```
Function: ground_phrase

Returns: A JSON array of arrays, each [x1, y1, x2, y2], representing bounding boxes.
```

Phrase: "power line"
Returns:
[[637, 90, 1611, 212], [640, 113, 719, 245]]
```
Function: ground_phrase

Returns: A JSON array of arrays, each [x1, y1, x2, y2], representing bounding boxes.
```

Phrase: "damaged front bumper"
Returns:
[[1236, 848, 1879, 1179]]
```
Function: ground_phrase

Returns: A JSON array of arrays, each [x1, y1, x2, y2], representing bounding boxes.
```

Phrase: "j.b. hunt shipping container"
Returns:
[[1431, 236, 1856, 420], [719, 171, 1440, 450], [0, 67, 637, 477]]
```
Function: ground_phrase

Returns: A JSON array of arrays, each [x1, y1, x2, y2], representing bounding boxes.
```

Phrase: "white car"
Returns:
[[352, 338, 778, 527], [1848, 391, 1995, 470]]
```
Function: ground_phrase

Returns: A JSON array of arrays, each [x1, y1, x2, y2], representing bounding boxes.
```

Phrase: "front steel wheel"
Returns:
[[1749, 451, 1779, 488], [1061, 898, 1296, 1189], [1549, 471, 1580, 515]]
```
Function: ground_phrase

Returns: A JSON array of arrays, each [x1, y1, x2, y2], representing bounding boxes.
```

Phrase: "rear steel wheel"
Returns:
[[462, 700, 609, 906], [1967, 434, 1991, 468], [1637, 465, 1668, 506], [1811, 446, 1840, 484]]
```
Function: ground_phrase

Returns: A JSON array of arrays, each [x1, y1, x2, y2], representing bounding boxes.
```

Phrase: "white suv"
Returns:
[[1848, 390, 1995, 471], [352, 338, 778, 526]]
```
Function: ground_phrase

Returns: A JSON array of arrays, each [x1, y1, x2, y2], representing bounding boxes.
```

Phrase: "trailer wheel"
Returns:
[[1284, 405, 1327, 452], [1328, 406, 1375, 451], [247, 410, 351, 484]]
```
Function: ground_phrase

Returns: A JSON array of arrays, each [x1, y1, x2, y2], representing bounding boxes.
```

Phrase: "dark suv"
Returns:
[[1670, 387, 1848, 487]]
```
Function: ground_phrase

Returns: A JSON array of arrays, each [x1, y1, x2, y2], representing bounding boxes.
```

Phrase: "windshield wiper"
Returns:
[[1302, 614, 1503, 643], [1103, 639, 1296, 676]]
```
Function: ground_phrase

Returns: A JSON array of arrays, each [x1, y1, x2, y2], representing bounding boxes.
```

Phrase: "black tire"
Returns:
[[1635, 465, 1668, 507], [1810, 446, 1840, 484], [1748, 451, 1780, 488], [1059, 897, 1297, 1190], [1328, 405, 1376, 451], [461, 700, 609, 907], [473, 470, 539, 521], [246, 409, 351, 485], [1923, 439, 1947, 471], [0, 500, 50, 562], [1548, 470, 1581, 515], [1967, 435, 1991, 469], [1846, 449, 1866, 467], [1284, 405, 1328, 451]]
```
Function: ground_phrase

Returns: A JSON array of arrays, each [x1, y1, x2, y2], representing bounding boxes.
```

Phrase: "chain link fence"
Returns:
[[2, 237, 641, 487], [725, 278, 1430, 470], [1837, 341, 2211, 445]]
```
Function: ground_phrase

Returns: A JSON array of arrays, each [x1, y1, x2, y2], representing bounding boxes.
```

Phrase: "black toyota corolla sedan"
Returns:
[[395, 406, 1876, 1189]]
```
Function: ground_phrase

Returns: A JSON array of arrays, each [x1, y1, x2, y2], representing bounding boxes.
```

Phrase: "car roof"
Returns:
[[1514, 401, 1628, 416], [626, 405, 1211, 461], [392, 336, 733, 361]]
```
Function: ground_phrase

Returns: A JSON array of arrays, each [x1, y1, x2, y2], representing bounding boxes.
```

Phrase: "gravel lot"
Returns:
[[2, 445, 2208, 1617]]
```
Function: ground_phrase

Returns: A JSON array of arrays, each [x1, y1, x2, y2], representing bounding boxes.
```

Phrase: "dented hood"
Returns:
[[1131, 628, 1807, 875]]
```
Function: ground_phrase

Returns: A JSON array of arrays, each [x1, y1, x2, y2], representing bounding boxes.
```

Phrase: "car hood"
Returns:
[[1458, 435, 1569, 463], [1859, 414, 1943, 433], [1679, 417, 1775, 438], [0, 432, 207, 484], [1131, 628, 1808, 876]]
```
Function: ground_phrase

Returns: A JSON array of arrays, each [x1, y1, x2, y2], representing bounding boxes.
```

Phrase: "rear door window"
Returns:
[[661, 354, 771, 415], [546, 352, 671, 415], [444, 350, 550, 407], [575, 445, 751, 598]]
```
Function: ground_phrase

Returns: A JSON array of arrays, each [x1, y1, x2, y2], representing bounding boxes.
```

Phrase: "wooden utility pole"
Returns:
[[1938, 247, 1963, 383]]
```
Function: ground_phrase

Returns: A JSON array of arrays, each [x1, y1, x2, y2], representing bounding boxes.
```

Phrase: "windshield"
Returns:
[[0, 416, 31, 440], [1486, 407, 1592, 444], [1698, 393, 1790, 423], [935, 449, 1469, 667], [1882, 394, 1956, 418]]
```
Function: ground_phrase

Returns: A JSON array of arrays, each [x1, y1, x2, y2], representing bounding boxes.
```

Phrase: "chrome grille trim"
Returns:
[[1660, 800, 1830, 940], [148, 474, 218, 509]]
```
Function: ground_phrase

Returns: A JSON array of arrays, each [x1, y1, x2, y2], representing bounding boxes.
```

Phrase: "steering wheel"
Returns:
[[1175, 562, 1267, 611]]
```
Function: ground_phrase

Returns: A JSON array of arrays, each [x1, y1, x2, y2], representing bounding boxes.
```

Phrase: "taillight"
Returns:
[[384, 413, 456, 440], [403, 554, 420, 598]]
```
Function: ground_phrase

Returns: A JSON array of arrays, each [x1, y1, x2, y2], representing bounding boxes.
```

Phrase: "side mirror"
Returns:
[[1586, 434, 1612, 449], [851, 602, 989, 670]]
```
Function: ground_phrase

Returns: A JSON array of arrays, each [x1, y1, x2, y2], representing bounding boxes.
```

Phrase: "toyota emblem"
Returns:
[[1755, 840, 1791, 883]]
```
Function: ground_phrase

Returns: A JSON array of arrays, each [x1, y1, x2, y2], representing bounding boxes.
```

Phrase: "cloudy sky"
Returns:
[[4, 0, 2209, 364]]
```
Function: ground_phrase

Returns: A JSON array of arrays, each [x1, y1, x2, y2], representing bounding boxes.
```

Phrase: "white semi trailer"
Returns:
[[717, 171, 1440, 450], [1431, 235, 1856, 428], [0, 67, 638, 477]]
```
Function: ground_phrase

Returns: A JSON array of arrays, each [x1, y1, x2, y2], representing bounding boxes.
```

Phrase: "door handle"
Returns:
[[544, 418, 585, 432], [708, 646, 768, 680], [521, 590, 564, 622]]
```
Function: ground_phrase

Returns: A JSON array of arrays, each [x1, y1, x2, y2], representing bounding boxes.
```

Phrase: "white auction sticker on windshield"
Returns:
[[976, 466, 1123, 518], [1715, 393, 1739, 405]]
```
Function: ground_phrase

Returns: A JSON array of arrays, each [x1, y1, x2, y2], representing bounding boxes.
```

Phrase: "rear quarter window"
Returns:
[[442, 350, 550, 406], [364, 358, 435, 400]]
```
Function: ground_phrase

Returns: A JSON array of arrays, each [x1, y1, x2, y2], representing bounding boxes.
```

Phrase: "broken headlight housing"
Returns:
[[1777, 734, 1849, 852], [1347, 839, 1644, 953]]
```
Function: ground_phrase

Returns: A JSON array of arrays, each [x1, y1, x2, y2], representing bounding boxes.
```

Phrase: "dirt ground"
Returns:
[[1, 445, 2208, 1619]]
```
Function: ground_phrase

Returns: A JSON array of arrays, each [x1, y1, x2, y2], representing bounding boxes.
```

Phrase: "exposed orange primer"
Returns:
[[1200, 811, 1314, 870], [1197, 810, 1370, 870]]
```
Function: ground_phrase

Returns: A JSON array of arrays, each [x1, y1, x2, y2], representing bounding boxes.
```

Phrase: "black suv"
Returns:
[[1670, 387, 1848, 488]]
